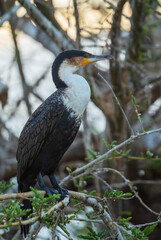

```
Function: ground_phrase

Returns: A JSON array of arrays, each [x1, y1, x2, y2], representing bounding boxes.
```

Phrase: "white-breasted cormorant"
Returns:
[[16, 50, 112, 237]]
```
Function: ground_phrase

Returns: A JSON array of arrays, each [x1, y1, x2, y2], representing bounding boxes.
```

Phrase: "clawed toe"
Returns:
[[59, 187, 69, 196], [58, 188, 70, 202], [42, 186, 57, 196]]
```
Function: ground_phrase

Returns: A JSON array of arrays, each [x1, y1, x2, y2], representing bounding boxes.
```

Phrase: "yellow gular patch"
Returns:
[[81, 58, 96, 66]]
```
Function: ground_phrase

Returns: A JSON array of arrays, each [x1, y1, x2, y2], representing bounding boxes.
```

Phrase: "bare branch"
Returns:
[[10, 20, 32, 116], [60, 128, 161, 187], [73, 0, 81, 49], [17, 0, 74, 50], [0, 4, 21, 26]]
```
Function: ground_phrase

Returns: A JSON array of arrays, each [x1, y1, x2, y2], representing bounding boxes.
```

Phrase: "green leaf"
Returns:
[[97, 229, 106, 237], [103, 189, 109, 198], [87, 149, 97, 159], [66, 167, 72, 173], [0, 181, 15, 194], [131, 95, 139, 108], [146, 149, 154, 158], [143, 223, 157, 236], [77, 235, 93, 239], [131, 95, 136, 105]]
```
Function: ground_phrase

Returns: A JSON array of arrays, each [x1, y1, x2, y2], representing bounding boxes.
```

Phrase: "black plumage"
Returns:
[[16, 50, 112, 237], [17, 90, 80, 190], [17, 90, 81, 236]]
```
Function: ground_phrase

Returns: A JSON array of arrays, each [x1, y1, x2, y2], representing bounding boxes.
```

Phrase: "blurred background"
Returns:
[[0, 0, 161, 239]]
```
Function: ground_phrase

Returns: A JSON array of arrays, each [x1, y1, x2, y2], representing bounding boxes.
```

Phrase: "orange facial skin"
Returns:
[[81, 58, 97, 66]]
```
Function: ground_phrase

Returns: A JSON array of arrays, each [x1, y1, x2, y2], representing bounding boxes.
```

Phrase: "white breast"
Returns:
[[63, 74, 91, 116], [58, 62, 91, 116]]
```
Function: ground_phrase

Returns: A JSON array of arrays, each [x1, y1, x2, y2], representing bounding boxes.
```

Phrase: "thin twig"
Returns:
[[60, 128, 161, 187], [95, 168, 160, 216], [10, 20, 32, 116], [111, 180, 161, 188], [98, 72, 134, 135]]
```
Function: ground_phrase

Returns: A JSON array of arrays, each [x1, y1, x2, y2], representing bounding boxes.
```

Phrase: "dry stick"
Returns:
[[98, 72, 135, 135], [60, 127, 161, 187]]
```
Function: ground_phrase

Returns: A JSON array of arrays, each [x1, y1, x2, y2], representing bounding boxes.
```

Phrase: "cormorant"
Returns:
[[16, 50, 112, 237]]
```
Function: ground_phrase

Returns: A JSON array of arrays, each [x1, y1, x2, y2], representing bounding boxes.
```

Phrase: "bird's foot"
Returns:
[[58, 187, 70, 202], [41, 186, 57, 196]]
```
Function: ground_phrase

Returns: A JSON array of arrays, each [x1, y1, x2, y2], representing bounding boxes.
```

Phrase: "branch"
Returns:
[[73, 0, 81, 49], [0, 83, 8, 108], [60, 128, 161, 186], [94, 168, 160, 216], [13, 15, 61, 55], [0, 4, 21, 26], [0, 190, 125, 239], [10, 20, 32, 116], [0, 192, 70, 228], [69, 191, 125, 240], [0, 190, 45, 201], [17, 0, 74, 50]]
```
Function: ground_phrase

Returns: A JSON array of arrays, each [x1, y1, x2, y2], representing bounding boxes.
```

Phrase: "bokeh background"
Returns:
[[0, 0, 161, 239]]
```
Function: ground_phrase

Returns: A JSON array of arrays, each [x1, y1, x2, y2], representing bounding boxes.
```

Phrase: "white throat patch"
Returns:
[[59, 61, 91, 116]]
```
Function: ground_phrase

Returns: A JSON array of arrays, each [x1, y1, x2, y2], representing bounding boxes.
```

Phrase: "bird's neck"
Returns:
[[55, 62, 91, 116]]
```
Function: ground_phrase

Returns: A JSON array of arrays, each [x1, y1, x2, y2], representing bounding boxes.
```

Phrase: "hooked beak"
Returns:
[[81, 54, 113, 66]]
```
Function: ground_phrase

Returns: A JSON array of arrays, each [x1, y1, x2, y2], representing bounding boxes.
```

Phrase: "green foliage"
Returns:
[[103, 139, 117, 150], [0, 162, 159, 239], [30, 187, 61, 221], [0, 180, 15, 194], [118, 216, 158, 240], [0, 199, 29, 229], [103, 189, 132, 199], [0, 184, 61, 229], [85, 212, 98, 220], [66, 167, 72, 173], [145, 149, 161, 168], [131, 95, 139, 108], [77, 226, 106, 240], [146, 149, 154, 158], [121, 149, 131, 159], [89, 190, 98, 196]]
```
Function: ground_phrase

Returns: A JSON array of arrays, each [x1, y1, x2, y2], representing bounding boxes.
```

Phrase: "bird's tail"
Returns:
[[21, 199, 33, 238]]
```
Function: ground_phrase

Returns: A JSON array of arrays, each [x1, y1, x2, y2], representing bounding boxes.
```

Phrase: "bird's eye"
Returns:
[[83, 53, 88, 58]]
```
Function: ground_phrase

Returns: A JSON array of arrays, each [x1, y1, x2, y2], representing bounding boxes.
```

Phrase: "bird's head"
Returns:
[[52, 50, 113, 88]]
